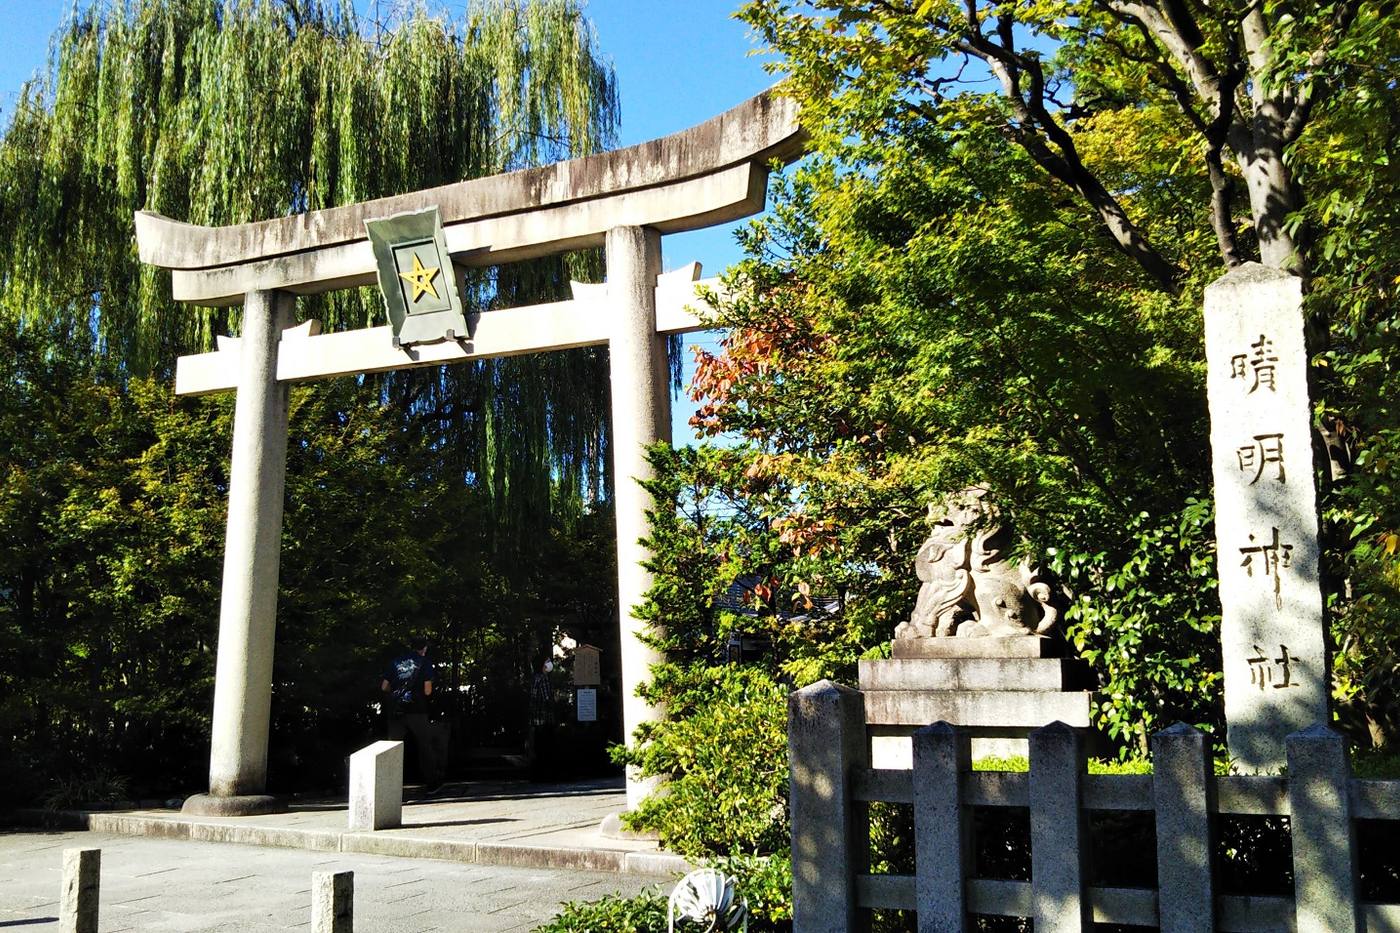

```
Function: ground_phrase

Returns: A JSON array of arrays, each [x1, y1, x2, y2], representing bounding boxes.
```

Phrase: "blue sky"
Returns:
[[0, 0, 777, 439]]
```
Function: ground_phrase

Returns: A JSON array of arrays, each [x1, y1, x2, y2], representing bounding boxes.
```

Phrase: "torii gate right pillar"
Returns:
[[606, 225, 668, 809]]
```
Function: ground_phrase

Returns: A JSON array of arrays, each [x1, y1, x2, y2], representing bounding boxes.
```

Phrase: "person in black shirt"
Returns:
[[380, 637, 444, 792]]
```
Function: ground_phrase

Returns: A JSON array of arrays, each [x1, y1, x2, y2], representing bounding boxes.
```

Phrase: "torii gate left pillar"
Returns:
[[137, 90, 805, 815], [184, 289, 293, 814]]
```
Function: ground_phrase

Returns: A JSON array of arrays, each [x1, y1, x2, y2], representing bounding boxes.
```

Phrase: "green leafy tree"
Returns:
[[742, 0, 1396, 284], [712, 0, 1400, 747], [0, 0, 617, 524], [675, 129, 1223, 753], [621, 10, 1400, 852], [0, 320, 228, 794]]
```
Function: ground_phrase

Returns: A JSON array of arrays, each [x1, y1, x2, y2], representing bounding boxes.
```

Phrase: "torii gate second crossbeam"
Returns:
[[135, 90, 805, 816]]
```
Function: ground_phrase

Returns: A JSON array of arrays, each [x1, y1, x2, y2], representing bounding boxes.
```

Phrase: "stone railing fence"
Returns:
[[789, 680, 1400, 933]]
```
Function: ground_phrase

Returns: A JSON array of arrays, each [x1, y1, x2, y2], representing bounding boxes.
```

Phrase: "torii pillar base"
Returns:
[[182, 793, 284, 816]]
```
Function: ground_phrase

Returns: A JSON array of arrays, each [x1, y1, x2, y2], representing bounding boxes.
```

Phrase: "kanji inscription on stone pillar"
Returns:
[[1205, 263, 1329, 772]]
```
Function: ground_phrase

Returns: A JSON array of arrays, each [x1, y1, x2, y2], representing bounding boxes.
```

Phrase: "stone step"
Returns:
[[891, 635, 1064, 659], [862, 688, 1092, 728], [10, 808, 691, 878], [858, 657, 1094, 693]]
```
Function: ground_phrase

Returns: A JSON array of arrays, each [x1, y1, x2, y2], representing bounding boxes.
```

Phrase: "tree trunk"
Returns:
[[1235, 7, 1305, 273], [1233, 116, 1303, 272]]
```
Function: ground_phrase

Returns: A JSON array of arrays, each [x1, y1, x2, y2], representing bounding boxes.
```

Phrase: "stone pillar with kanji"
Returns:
[[1205, 263, 1329, 772]]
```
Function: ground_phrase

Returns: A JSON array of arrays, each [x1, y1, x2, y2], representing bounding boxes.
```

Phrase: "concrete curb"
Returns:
[[6, 809, 693, 879]]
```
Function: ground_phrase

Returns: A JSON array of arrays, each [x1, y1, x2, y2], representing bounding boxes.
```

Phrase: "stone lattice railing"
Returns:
[[789, 679, 1399, 933]]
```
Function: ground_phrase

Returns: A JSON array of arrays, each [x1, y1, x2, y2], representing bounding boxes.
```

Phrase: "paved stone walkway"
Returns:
[[0, 830, 660, 932]]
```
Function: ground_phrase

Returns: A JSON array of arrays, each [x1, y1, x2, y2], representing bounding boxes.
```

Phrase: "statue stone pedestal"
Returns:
[[859, 636, 1094, 765]]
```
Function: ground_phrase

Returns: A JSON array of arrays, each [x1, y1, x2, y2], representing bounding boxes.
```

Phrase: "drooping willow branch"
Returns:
[[0, 0, 621, 547]]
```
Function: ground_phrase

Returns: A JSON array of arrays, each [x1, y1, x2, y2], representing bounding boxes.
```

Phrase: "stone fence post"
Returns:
[[59, 847, 100, 933], [790, 680, 868, 933], [1151, 723, 1216, 933], [913, 722, 972, 932], [1287, 723, 1359, 933], [1029, 722, 1088, 932]]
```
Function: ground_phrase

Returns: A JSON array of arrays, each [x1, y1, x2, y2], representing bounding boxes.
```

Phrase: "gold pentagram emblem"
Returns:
[[366, 207, 469, 348], [398, 253, 441, 303]]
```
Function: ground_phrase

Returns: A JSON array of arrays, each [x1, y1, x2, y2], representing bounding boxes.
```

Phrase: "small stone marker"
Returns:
[[348, 740, 403, 831], [59, 847, 100, 933], [1205, 263, 1329, 771], [312, 870, 354, 933]]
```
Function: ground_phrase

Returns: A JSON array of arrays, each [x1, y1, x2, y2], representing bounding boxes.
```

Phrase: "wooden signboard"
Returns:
[[572, 644, 601, 686]]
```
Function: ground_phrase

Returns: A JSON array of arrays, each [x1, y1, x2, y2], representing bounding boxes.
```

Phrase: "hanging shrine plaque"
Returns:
[[366, 207, 470, 348]]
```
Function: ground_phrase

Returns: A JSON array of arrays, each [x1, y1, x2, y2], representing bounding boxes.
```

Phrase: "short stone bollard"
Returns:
[[312, 870, 354, 933], [349, 739, 404, 831], [59, 847, 100, 933]]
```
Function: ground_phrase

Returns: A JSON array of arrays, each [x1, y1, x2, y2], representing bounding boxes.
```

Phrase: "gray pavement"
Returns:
[[0, 830, 661, 932]]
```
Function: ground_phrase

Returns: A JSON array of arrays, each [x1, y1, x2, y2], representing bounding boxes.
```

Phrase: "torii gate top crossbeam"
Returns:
[[136, 90, 804, 306]]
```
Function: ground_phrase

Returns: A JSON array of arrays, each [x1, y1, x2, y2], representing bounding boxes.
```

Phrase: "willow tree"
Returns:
[[0, 0, 625, 794], [0, 0, 620, 532]]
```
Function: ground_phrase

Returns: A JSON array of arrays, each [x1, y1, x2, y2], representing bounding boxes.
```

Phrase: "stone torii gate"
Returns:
[[135, 91, 804, 815]]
